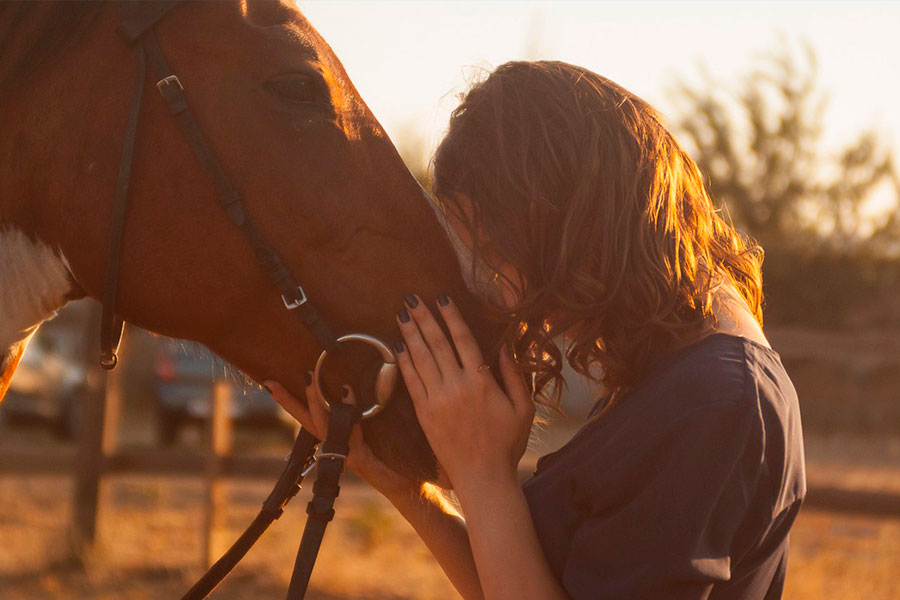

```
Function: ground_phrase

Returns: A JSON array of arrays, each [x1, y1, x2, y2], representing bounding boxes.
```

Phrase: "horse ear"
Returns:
[[0, 339, 28, 403]]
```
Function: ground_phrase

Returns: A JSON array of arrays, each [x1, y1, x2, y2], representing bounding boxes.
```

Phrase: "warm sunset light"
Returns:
[[303, 0, 900, 221], [1, 3, 897, 600]]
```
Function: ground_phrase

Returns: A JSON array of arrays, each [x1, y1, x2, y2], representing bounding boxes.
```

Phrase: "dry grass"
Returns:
[[0, 475, 456, 600], [0, 470, 898, 600], [785, 509, 900, 600], [2, 422, 899, 599]]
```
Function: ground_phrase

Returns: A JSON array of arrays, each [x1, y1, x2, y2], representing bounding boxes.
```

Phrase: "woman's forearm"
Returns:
[[454, 471, 570, 600], [371, 469, 568, 600], [370, 476, 485, 600]]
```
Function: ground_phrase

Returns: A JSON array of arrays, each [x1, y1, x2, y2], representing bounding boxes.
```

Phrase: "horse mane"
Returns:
[[0, 1, 105, 90]]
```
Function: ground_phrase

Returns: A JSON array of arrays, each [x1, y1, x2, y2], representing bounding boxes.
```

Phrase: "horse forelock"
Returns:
[[0, 1, 104, 91]]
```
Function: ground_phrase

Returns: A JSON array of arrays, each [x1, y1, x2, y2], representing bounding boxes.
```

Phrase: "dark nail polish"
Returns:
[[398, 309, 410, 323], [341, 386, 350, 399], [394, 341, 405, 353], [405, 294, 419, 308], [304, 371, 312, 386], [437, 294, 450, 306]]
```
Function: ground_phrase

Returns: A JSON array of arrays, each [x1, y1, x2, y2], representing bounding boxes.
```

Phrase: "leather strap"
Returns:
[[286, 402, 358, 599], [101, 4, 355, 599], [138, 29, 339, 354], [101, 1, 339, 367], [117, 0, 182, 45], [99, 37, 146, 369]]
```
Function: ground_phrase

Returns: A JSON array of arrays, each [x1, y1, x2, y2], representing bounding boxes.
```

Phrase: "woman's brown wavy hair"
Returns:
[[433, 61, 764, 409]]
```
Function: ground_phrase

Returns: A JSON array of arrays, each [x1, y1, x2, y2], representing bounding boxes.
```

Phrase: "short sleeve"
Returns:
[[560, 400, 760, 599]]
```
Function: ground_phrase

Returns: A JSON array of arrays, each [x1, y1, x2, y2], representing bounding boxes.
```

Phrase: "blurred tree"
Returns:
[[670, 40, 900, 256]]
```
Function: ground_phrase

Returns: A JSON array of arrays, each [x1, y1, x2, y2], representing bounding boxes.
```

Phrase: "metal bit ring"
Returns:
[[313, 333, 398, 420]]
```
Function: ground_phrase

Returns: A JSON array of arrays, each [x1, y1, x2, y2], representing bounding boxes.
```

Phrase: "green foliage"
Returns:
[[670, 40, 900, 256], [762, 246, 900, 329], [670, 40, 900, 328]]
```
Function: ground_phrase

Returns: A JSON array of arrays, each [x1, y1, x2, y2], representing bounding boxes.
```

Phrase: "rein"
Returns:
[[99, 3, 396, 597]]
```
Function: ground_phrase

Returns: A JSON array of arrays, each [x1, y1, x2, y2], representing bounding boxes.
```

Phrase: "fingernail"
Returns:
[[437, 294, 450, 306], [398, 309, 410, 323], [394, 341, 405, 353], [304, 371, 312, 386], [405, 294, 419, 308], [341, 385, 350, 399]]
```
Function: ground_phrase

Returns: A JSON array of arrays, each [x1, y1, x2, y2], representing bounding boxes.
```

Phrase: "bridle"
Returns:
[[101, 3, 398, 598]]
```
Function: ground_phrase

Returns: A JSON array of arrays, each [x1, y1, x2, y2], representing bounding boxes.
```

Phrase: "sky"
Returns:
[[300, 1, 900, 213]]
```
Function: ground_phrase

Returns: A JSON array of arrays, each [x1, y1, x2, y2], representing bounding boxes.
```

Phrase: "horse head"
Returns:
[[0, 1, 503, 481]]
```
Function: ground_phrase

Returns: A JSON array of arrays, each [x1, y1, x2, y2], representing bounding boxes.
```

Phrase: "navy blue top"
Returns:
[[523, 333, 806, 599]]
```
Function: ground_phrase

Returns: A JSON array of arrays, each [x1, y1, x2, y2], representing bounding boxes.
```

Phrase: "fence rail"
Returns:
[[0, 447, 287, 478], [2, 447, 898, 517]]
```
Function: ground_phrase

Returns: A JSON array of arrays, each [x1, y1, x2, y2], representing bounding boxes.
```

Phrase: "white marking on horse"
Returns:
[[0, 227, 73, 374]]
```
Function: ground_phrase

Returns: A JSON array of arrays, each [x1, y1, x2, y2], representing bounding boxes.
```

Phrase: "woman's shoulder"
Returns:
[[576, 333, 798, 458], [613, 333, 787, 416], [535, 333, 799, 478]]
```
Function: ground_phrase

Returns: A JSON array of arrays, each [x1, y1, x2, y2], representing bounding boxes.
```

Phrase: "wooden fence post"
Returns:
[[202, 379, 232, 567]]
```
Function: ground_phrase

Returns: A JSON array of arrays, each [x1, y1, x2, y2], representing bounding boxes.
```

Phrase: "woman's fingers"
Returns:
[[265, 379, 322, 439], [434, 295, 485, 370], [304, 371, 331, 436], [397, 306, 443, 388], [499, 345, 535, 420], [403, 294, 461, 377], [395, 340, 429, 405]]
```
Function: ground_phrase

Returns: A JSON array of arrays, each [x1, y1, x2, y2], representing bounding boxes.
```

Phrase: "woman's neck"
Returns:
[[707, 283, 771, 349]]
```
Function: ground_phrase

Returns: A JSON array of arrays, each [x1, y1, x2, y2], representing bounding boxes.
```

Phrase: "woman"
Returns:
[[267, 61, 805, 600]]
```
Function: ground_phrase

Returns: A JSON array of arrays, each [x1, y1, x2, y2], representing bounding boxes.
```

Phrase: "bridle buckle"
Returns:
[[282, 286, 309, 310], [300, 452, 348, 478], [156, 74, 183, 95]]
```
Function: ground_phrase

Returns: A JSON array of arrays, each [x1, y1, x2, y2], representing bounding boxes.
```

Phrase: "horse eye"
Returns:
[[266, 75, 325, 105]]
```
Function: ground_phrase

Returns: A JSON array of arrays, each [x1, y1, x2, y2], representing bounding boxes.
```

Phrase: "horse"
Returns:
[[0, 0, 502, 482]]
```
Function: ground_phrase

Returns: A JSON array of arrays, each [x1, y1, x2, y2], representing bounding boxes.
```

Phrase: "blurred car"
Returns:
[[0, 328, 86, 439], [152, 344, 297, 445]]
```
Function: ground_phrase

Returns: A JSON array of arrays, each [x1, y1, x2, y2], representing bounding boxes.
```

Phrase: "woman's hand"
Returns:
[[396, 294, 535, 493], [264, 377, 414, 492]]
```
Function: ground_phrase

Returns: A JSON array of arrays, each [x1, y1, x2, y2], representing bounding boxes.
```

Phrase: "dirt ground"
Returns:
[[1, 431, 899, 599]]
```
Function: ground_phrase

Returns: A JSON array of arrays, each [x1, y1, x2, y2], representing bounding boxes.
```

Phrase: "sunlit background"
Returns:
[[303, 0, 900, 217], [1, 3, 898, 599]]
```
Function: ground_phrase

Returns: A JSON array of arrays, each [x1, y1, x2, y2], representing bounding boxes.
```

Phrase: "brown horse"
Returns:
[[0, 1, 500, 481]]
